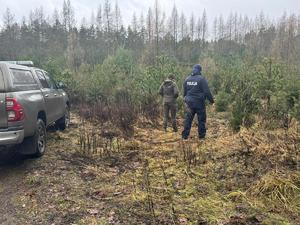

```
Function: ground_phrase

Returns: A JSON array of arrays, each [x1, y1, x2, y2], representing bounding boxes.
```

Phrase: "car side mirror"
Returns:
[[58, 82, 66, 89]]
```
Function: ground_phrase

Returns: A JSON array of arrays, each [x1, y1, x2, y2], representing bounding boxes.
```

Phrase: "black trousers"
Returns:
[[182, 104, 206, 139]]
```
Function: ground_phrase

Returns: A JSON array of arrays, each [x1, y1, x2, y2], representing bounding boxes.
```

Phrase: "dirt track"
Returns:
[[0, 112, 299, 225], [0, 125, 81, 225], [0, 152, 28, 225], [0, 136, 62, 225], [0, 113, 220, 225], [0, 115, 151, 225]]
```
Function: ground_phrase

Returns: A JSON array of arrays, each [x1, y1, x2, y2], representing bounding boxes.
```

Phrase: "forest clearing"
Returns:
[[1, 0, 300, 224], [0, 109, 299, 225]]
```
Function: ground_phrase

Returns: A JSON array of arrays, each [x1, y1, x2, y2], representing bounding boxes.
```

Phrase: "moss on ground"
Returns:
[[3, 111, 299, 224]]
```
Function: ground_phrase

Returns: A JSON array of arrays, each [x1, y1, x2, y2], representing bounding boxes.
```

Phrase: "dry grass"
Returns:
[[248, 171, 300, 211], [5, 110, 299, 225]]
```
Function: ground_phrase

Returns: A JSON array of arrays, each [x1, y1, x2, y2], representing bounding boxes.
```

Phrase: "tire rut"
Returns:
[[0, 151, 32, 225]]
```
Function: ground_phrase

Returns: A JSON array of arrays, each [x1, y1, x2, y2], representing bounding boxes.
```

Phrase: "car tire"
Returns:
[[22, 119, 46, 157], [56, 105, 70, 131]]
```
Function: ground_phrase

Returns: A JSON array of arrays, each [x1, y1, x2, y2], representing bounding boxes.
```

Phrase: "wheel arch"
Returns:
[[37, 111, 47, 126]]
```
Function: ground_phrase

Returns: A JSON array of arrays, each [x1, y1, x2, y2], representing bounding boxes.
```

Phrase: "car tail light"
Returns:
[[5, 97, 25, 122]]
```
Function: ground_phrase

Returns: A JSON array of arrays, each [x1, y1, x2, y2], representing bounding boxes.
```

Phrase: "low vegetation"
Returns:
[[0, 0, 299, 224], [6, 110, 297, 225]]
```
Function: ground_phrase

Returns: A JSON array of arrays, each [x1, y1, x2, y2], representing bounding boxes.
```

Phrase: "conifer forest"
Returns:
[[0, 0, 299, 224]]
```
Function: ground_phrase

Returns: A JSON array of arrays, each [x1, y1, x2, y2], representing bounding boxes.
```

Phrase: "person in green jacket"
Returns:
[[159, 74, 179, 132]]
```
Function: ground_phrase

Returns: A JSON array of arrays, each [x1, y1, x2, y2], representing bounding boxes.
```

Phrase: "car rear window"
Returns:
[[10, 69, 39, 91]]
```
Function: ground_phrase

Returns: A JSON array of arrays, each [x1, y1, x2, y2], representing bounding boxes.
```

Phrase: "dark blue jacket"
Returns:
[[183, 65, 214, 108]]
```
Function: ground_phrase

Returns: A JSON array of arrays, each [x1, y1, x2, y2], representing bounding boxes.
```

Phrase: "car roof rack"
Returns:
[[0, 61, 34, 66]]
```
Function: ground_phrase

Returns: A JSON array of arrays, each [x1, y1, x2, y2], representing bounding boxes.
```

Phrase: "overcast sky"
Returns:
[[0, 0, 299, 27]]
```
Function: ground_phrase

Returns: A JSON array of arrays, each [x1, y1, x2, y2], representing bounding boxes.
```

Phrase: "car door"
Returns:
[[43, 72, 65, 120], [0, 68, 7, 129], [35, 70, 57, 124]]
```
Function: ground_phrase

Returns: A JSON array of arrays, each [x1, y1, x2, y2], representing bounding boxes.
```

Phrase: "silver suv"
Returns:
[[0, 61, 70, 157]]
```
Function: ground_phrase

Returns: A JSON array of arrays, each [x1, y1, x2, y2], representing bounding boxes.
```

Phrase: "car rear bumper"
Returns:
[[0, 130, 24, 145]]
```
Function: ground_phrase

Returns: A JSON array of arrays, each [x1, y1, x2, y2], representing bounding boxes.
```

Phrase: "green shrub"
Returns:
[[215, 91, 231, 112], [292, 102, 300, 121], [211, 73, 222, 94], [230, 100, 244, 131]]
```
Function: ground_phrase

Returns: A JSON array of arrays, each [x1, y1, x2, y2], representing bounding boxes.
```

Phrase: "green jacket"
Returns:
[[159, 79, 179, 103]]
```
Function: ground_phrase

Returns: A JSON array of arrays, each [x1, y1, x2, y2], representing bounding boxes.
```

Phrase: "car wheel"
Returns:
[[56, 106, 70, 131], [22, 119, 46, 157]]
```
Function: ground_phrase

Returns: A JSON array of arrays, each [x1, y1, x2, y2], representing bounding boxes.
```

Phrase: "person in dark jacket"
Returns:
[[182, 64, 214, 139], [159, 74, 179, 132]]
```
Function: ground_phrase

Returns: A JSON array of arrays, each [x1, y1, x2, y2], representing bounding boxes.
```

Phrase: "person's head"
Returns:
[[168, 74, 176, 81], [192, 64, 202, 75]]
